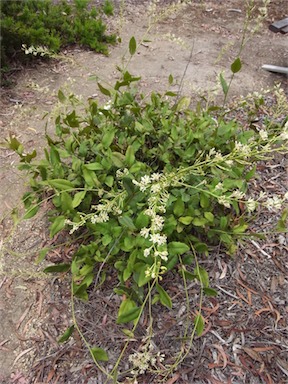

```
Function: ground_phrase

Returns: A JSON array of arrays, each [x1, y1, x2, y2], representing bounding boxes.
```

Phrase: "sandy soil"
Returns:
[[0, 1, 287, 383]]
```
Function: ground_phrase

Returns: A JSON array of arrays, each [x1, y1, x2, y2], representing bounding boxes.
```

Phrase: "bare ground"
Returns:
[[0, 1, 287, 383]]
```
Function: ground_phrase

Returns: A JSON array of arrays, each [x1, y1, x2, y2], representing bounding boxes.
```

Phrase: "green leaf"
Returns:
[[58, 325, 74, 343], [102, 130, 115, 148], [168, 242, 189, 256], [58, 89, 66, 103], [111, 152, 125, 168], [168, 74, 173, 85], [84, 162, 104, 171], [178, 216, 193, 225], [118, 216, 136, 230], [72, 191, 86, 208], [122, 329, 134, 338], [35, 247, 49, 264], [44, 264, 70, 273], [231, 57, 242, 74], [194, 265, 209, 288], [91, 347, 109, 362], [192, 217, 207, 227], [97, 82, 111, 97], [129, 36, 137, 55], [173, 198, 185, 217], [204, 212, 214, 222], [176, 96, 191, 111], [50, 215, 66, 237], [203, 287, 218, 297], [135, 212, 149, 229], [220, 73, 228, 96], [117, 299, 140, 324], [125, 145, 135, 167], [156, 284, 172, 309], [48, 179, 74, 191], [194, 314, 205, 336], [233, 223, 248, 234], [60, 191, 73, 212], [23, 205, 39, 219]]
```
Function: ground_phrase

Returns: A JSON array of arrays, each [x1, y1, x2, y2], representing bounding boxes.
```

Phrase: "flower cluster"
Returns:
[[128, 342, 165, 376], [22, 44, 54, 57], [133, 173, 171, 276]]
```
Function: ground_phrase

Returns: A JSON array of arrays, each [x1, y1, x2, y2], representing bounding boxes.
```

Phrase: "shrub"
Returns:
[[0, 0, 116, 80], [7, 38, 288, 380]]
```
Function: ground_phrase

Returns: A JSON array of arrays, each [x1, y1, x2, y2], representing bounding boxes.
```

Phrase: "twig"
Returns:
[[215, 285, 239, 300], [251, 240, 272, 259]]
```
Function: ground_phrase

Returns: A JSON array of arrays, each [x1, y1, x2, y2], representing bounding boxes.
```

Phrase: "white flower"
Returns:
[[284, 191, 288, 201], [151, 215, 165, 231], [214, 152, 224, 161], [234, 141, 251, 158], [144, 248, 151, 257], [225, 160, 234, 166], [259, 129, 268, 140], [150, 173, 162, 181], [218, 196, 231, 208], [265, 196, 282, 211], [149, 233, 167, 246], [215, 182, 223, 191], [154, 250, 168, 261], [246, 198, 257, 212], [259, 191, 267, 200], [151, 184, 161, 194], [140, 227, 150, 238], [231, 190, 245, 199]]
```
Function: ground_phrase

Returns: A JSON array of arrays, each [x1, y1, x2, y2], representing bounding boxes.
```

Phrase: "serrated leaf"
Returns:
[[129, 36, 137, 55], [97, 82, 111, 96], [231, 57, 242, 74], [156, 284, 172, 309], [58, 325, 74, 343], [44, 263, 70, 273], [50, 215, 66, 237], [91, 347, 109, 362], [194, 314, 205, 336]]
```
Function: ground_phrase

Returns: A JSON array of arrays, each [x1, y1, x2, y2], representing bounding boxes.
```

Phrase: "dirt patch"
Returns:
[[0, 1, 287, 383]]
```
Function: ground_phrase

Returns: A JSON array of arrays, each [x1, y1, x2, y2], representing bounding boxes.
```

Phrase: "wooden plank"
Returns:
[[269, 18, 288, 33]]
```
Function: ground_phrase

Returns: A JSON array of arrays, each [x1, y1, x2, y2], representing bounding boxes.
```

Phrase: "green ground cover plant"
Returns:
[[7, 37, 288, 381], [0, 0, 116, 82], [4, 0, 288, 381]]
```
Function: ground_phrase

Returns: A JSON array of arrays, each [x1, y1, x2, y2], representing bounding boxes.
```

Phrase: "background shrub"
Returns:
[[0, 0, 116, 81]]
